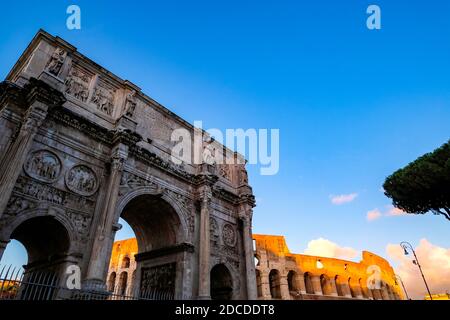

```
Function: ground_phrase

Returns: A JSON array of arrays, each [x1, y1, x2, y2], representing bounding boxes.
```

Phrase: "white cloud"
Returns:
[[367, 209, 382, 221], [386, 206, 407, 216], [303, 238, 358, 260], [367, 205, 407, 222], [330, 193, 358, 205], [387, 239, 450, 299]]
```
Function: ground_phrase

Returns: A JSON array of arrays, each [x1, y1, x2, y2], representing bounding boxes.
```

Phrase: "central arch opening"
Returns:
[[210, 264, 233, 300], [107, 193, 185, 300], [121, 194, 182, 252]]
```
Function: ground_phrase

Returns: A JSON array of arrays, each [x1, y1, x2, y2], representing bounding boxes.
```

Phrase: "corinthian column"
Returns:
[[84, 146, 128, 290], [0, 78, 65, 219], [0, 108, 48, 219], [239, 213, 257, 299], [197, 189, 211, 299]]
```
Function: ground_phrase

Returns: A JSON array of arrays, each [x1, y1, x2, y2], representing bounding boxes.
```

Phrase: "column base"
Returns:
[[197, 295, 211, 300]]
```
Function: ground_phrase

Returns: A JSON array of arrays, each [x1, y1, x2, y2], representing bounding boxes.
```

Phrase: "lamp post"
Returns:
[[400, 241, 432, 300], [394, 274, 409, 300]]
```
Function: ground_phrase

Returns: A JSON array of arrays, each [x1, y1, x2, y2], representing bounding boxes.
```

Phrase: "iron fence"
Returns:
[[0, 265, 174, 301]]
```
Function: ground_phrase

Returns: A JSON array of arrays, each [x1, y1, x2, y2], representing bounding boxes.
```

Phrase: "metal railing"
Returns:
[[0, 265, 174, 301]]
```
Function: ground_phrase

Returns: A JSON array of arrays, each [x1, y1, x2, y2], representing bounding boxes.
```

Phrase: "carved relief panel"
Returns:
[[209, 215, 239, 259], [219, 164, 232, 182], [45, 47, 67, 77], [210, 217, 220, 247], [90, 79, 117, 116], [65, 165, 99, 196], [65, 64, 92, 103], [23, 150, 62, 183], [140, 263, 176, 296], [222, 223, 237, 247]]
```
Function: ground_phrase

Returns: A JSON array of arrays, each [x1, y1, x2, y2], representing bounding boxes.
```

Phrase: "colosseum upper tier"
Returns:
[[253, 234, 404, 300]]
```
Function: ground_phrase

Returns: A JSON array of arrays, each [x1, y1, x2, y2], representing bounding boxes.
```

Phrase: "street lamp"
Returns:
[[400, 241, 432, 300], [394, 274, 410, 300]]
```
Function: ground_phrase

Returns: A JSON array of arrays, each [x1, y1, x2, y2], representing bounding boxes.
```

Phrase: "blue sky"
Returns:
[[1, 0, 449, 275]]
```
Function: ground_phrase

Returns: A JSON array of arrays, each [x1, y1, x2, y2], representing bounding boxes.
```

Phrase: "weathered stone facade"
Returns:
[[254, 235, 405, 300], [0, 30, 257, 300]]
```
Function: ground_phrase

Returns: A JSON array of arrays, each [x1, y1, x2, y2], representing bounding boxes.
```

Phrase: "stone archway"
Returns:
[[304, 272, 314, 294], [1, 215, 73, 299], [268, 269, 282, 299], [287, 270, 299, 293], [6, 216, 71, 273], [120, 194, 183, 252], [210, 264, 233, 300], [112, 191, 191, 299], [117, 271, 128, 296], [320, 274, 333, 296], [255, 269, 263, 298], [335, 275, 345, 296], [107, 272, 116, 292]]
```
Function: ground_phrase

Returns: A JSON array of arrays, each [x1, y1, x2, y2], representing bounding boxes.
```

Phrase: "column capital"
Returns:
[[0, 81, 24, 110], [109, 143, 129, 173], [194, 172, 218, 187], [19, 106, 48, 135], [238, 209, 253, 224], [111, 153, 126, 172], [110, 128, 142, 147], [198, 186, 212, 206]]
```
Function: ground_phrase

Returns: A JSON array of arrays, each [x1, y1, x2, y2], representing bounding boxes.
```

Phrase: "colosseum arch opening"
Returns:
[[255, 269, 263, 298], [359, 278, 369, 299], [335, 275, 345, 297], [287, 270, 299, 293], [117, 271, 128, 296], [320, 274, 333, 296], [121, 256, 130, 269], [268, 269, 282, 299], [348, 277, 357, 298], [304, 272, 314, 294], [107, 272, 116, 293]]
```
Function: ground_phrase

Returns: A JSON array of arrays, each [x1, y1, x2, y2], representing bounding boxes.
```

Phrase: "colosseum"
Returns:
[[107, 235, 405, 300], [253, 235, 404, 300]]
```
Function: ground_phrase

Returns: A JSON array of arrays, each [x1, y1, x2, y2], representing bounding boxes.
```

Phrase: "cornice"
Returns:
[[23, 78, 66, 109]]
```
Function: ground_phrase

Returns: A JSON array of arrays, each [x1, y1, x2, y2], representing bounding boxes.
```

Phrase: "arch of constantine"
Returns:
[[0, 30, 257, 300]]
